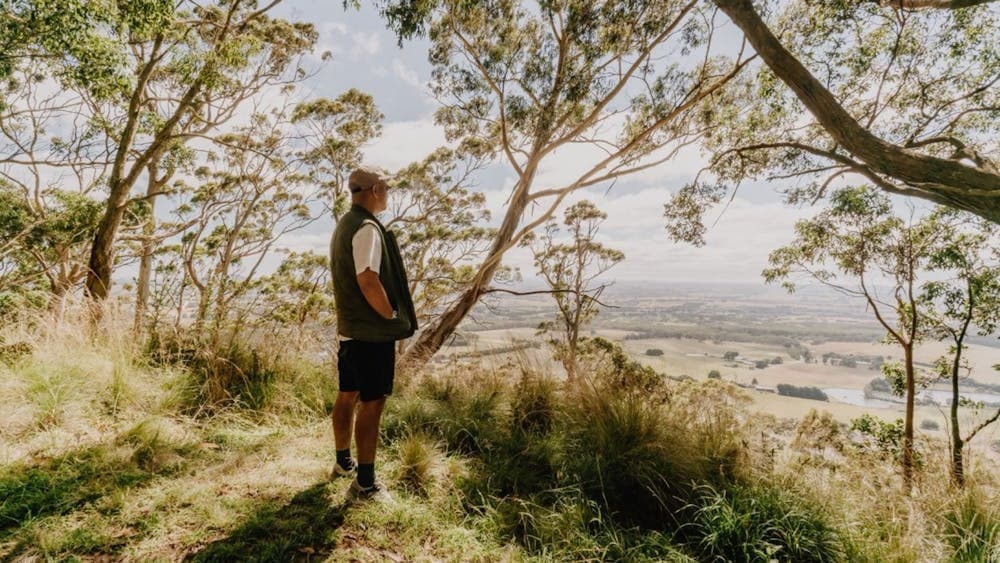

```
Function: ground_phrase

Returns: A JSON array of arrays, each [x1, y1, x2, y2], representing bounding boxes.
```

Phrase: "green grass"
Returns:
[[187, 483, 345, 562], [688, 483, 845, 562], [4, 323, 999, 562], [942, 492, 1000, 563]]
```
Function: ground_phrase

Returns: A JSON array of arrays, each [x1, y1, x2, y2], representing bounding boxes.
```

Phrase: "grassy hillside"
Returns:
[[2, 313, 1000, 561]]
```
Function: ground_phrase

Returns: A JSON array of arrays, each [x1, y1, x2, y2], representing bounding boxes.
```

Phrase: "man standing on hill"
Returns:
[[329, 168, 417, 503]]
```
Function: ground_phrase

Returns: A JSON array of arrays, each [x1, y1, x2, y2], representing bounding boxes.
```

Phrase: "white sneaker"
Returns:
[[329, 458, 356, 480], [345, 478, 393, 504]]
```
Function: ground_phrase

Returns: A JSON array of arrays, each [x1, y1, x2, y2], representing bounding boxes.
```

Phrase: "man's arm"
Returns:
[[357, 269, 394, 319]]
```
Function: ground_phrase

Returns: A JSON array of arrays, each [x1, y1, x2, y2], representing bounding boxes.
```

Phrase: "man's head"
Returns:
[[349, 168, 389, 214]]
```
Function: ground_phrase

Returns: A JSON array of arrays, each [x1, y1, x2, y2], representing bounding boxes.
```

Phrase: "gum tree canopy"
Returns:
[[372, 0, 755, 366], [666, 0, 999, 244]]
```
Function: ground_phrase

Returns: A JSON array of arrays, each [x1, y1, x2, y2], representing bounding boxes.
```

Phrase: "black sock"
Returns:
[[358, 463, 375, 488], [336, 448, 352, 468]]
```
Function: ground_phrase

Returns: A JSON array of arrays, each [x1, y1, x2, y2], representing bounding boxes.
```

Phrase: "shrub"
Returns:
[[776, 384, 829, 402], [577, 337, 664, 395], [920, 419, 940, 431], [646, 348, 664, 357], [707, 370, 721, 379], [690, 483, 844, 562]]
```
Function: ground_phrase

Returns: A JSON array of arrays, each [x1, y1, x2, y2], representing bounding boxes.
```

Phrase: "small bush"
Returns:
[[920, 419, 940, 431], [777, 384, 829, 402], [646, 348, 664, 357], [707, 370, 721, 379]]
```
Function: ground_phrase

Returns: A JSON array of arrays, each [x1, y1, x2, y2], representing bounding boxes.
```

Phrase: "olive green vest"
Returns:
[[330, 205, 417, 342]]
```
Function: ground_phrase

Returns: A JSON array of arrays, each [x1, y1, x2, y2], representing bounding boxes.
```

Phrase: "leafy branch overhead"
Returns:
[[369, 0, 757, 366], [666, 0, 999, 245]]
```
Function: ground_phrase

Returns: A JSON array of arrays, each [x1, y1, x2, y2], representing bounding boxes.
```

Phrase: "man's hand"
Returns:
[[357, 269, 394, 319]]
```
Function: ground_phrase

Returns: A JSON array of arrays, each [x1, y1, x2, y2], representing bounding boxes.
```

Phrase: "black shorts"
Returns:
[[337, 339, 396, 402]]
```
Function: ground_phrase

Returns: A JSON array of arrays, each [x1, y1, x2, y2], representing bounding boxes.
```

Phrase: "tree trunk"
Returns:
[[85, 180, 130, 301], [902, 344, 916, 494], [714, 0, 1000, 223], [402, 181, 534, 368], [133, 197, 157, 335], [950, 360, 965, 488]]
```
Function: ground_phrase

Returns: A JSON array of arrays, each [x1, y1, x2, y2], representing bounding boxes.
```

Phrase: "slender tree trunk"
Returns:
[[49, 277, 69, 322], [950, 354, 965, 487], [133, 197, 157, 335], [903, 343, 916, 494], [85, 181, 130, 301], [402, 176, 535, 368]]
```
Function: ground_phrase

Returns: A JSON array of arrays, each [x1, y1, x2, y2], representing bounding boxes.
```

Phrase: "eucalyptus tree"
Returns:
[[0, 62, 111, 312], [385, 145, 494, 346], [373, 0, 756, 366], [176, 109, 313, 347], [16, 1, 318, 303], [921, 209, 1000, 487], [665, 0, 999, 243], [763, 186, 944, 493], [0, 187, 102, 316], [524, 200, 624, 382], [292, 89, 383, 220], [255, 250, 336, 352]]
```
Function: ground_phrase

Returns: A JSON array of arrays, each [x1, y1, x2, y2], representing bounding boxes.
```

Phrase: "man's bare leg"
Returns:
[[355, 396, 387, 488], [333, 391, 359, 471]]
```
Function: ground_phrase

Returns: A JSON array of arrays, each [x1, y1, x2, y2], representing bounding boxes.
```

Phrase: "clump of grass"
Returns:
[[942, 490, 1000, 562], [395, 432, 442, 495], [689, 482, 845, 562], [510, 369, 558, 435], [146, 331, 334, 421], [485, 492, 696, 562], [21, 360, 83, 428], [115, 417, 197, 473], [560, 384, 718, 530]]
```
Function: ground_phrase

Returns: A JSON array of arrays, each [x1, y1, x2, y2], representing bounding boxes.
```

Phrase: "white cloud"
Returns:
[[363, 117, 449, 171], [276, 232, 331, 254], [392, 59, 423, 90], [491, 187, 813, 284], [350, 31, 381, 57], [310, 24, 381, 63]]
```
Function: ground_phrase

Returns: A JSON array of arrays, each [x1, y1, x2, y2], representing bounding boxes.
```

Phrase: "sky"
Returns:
[[262, 1, 930, 286]]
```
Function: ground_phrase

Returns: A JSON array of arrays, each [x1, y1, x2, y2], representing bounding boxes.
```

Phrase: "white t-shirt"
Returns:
[[352, 223, 382, 275], [339, 222, 385, 341]]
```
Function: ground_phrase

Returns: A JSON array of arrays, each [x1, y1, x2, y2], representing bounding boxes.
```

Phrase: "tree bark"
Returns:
[[401, 177, 534, 368], [133, 196, 156, 335], [903, 344, 916, 494], [85, 185, 130, 301], [714, 0, 1000, 223], [881, 0, 997, 9], [950, 353, 965, 488]]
